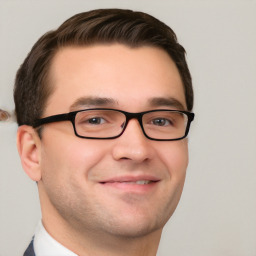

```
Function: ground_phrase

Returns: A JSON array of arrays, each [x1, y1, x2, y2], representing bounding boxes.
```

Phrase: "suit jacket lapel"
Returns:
[[23, 239, 35, 256]]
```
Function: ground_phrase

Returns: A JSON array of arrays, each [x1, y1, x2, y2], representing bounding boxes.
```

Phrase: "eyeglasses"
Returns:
[[33, 108, 194, 141]]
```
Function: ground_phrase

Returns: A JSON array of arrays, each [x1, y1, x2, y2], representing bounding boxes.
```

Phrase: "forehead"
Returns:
[[45, 44, 186, 115]]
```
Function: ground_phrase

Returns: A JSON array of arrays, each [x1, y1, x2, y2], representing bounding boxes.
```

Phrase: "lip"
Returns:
[[98, 175, 160, 193]]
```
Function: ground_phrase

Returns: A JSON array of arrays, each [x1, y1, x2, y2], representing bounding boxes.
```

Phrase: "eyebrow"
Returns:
[[149, 97, 186, 110], [70, 97, 118, 111], [69, 96, 186, 111]]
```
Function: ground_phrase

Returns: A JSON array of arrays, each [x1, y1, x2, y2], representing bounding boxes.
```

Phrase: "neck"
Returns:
[[42, 215, 161, 256]]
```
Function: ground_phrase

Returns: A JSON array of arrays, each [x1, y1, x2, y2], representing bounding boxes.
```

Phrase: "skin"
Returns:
[[17, 44, 189, 256]]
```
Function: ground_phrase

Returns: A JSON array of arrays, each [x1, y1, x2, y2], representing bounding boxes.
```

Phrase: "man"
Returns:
[[14, 8, 194, 256]]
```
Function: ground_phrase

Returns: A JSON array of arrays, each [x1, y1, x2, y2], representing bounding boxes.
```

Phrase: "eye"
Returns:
[[87, 117, 106, 125], [151, 118, 173, 126]]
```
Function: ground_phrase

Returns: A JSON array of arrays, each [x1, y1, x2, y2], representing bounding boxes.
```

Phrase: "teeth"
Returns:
[[136, 180, 151, 185], [122, 180, 151, 185]]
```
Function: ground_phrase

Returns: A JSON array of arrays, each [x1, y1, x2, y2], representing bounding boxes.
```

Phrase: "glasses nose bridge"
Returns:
[[124, 112, 144, 131]]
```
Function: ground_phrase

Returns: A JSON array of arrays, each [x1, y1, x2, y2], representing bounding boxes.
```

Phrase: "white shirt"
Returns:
[[33, 221, 77, 256]]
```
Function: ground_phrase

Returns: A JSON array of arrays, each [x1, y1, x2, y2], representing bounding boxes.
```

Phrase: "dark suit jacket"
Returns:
[[23, 240, 35, 256]]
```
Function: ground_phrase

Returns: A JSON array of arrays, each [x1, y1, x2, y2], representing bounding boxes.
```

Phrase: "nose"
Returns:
[[112, 119, 154, 163]]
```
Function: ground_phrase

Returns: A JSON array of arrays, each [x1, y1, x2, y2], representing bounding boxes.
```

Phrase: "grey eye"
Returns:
[[152, 118, 172, 126]]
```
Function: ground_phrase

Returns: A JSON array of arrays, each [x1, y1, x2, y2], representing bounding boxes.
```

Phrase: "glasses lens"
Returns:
[[143, 111, 188, 140], [75, 109, 125, 138]]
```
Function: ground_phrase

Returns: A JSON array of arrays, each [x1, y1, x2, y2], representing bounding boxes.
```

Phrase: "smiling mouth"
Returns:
[[100, 180, 157, 185], [99, 179, 160, 193]]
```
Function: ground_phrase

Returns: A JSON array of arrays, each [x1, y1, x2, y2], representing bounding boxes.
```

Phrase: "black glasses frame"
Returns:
[[33, 108, 195, 141]]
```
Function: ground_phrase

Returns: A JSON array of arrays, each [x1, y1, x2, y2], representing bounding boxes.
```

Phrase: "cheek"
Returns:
[[40, 136, 110, 182], [160, 139, 189, 178], [153, 140, 188, 221]]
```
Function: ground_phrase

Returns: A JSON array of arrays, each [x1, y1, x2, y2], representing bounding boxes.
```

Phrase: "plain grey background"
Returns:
[[1, 1, 256, 255]]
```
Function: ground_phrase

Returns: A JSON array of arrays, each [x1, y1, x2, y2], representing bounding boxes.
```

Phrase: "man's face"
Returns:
[[38, 44, 188, 238]]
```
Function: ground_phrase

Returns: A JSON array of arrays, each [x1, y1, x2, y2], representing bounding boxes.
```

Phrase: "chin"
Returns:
[[103, 210, 168, 239]]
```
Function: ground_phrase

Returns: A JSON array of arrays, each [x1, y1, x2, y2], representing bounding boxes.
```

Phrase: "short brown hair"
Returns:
[[14, 8, 193, 126]]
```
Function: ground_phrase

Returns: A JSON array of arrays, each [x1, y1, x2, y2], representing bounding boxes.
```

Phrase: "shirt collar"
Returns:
[[33, 220, 78, 256]]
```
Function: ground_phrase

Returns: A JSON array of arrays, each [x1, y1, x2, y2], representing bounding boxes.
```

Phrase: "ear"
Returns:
[[17, 125, 42, 181]]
